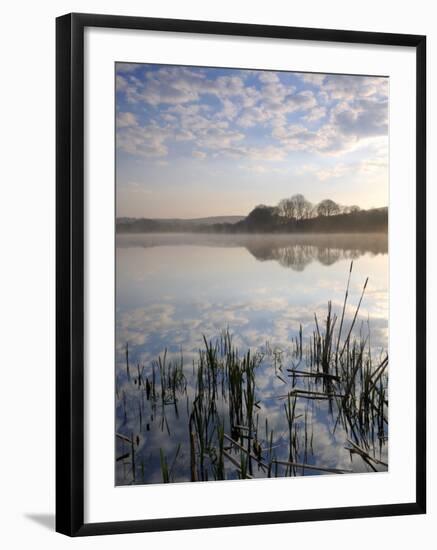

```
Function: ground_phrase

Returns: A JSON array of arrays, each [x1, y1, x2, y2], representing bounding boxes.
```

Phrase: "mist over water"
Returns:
[[115, 233, 388, 485]]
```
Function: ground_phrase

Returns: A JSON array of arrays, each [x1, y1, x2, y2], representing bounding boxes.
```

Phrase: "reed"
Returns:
[[116, 269, 388, 485]]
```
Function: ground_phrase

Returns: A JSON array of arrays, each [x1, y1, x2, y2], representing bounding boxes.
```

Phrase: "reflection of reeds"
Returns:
[[125, 342, 130, 381], [159, 444, 181, 483], [116, 269, 388, 485]]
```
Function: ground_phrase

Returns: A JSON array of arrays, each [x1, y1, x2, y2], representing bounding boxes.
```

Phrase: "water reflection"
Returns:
[[116, 233, 387, 272], [115, 232, 389, 485]]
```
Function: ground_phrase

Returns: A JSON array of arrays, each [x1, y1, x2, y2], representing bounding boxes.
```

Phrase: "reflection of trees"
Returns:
[[249, 243, 358, 271], [244, 236, 387, 271], [316, 247, 342, 266], [313, 246, 360, 266], [244, 241, 315, 271], [116, 233, 388, 272], [273, 245, 314, 272]]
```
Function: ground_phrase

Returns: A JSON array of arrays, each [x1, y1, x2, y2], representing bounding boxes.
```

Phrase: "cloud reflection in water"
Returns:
[[115, 233, 388, 485]]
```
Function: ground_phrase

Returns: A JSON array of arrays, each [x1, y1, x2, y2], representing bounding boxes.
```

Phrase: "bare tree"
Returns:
[[278, 198, 295, 219], [293, 194, 309, 220], [301, 197, 314, 219], [316, 199, 340, 217], [278, 194, 313, 221], [342, 204, 361, 214]]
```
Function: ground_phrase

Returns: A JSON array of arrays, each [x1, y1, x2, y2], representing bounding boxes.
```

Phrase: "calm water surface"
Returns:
[[115, 233, 388, 485]]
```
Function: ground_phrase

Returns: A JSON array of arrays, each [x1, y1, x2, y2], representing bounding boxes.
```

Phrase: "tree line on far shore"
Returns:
[[277, 194, 360, 220], [117, 194, 388, 234]]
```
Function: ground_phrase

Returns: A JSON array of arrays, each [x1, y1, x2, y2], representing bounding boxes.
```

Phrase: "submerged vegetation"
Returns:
[[115, 262, 388, 485]]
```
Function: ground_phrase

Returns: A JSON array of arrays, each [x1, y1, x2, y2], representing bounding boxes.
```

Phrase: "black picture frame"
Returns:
[[56, 12, 426, 537]]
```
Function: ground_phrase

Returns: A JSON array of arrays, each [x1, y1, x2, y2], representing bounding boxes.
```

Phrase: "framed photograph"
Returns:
[[56, 13, 426, 536]]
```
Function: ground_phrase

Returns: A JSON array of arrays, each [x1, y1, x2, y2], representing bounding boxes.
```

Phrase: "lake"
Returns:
[[115, 233, 388, 485]]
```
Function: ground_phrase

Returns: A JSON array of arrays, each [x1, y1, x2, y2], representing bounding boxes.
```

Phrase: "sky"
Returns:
[[116, 63, 389, 219]]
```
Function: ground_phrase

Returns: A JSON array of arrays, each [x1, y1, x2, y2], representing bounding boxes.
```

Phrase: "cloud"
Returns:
[[264, 73, 389, 155], [299, 153, 388, 182], [258, 72, 280, 84], [116, 75, 128, 92], [332, 98, 388, 138], [312, 163, 352, 181], [117, 126, 169, 157], [303, 106, 327, 123], [116, 63, 144, 73], [116, 108, 195, 159], [297, 73, 327, 86], [246, 145, 288, 161], [272, 105, 388, 156], [192, 150, 207, 159], [118, 66, 255, 109], [323, 75, 388, 102], [117, 111, 138, 128], [135, 66, 206, 106], [196, 126, 245, 150], [218, 98, 239, 120], [236, 106, 272, 128], [116, 64, 389, 162]]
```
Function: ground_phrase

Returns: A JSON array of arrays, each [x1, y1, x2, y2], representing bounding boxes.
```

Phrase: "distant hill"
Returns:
[[116, 215, 244, 233], [169, 216, 245, 225]]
